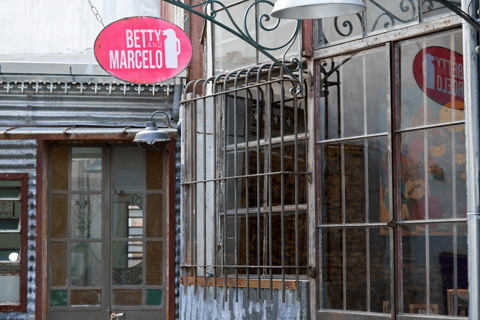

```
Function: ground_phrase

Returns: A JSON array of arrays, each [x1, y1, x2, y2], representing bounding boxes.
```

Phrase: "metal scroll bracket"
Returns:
[[163, 0, 303, 94], [436, 0, 480, 53]]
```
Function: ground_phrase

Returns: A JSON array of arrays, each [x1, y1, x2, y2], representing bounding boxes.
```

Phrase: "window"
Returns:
[[0, 173, 28, 312], [213, 0, 299, 74], [182, 65, 308, 297], [315, 0, 461, 48], [315, 28, 467, 317]]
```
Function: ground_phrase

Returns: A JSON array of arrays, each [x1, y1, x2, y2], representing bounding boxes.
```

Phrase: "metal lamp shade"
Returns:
[[271, 0, 366, 20], [134, 121, 171, 149]]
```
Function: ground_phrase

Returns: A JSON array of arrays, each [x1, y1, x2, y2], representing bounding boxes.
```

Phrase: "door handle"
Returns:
[[111, 312, 124, 319]]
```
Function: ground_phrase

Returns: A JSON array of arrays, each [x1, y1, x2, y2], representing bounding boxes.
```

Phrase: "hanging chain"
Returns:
[[87, 0, 105, 28]]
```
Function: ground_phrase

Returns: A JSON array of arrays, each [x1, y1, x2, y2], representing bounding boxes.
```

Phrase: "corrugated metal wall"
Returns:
[[0, 140, 37, 320], [0, 79, 175, 127], [0, 77, 181, 319]]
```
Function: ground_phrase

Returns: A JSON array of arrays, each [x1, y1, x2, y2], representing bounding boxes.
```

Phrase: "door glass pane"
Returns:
[[146, 241, 162, 286], [113, 194, 143, 239], [72, 148, 102, 192], [71, 290, 101, 306], [322, 228, 343, 310], [146, 194, 162, 239], [51, 147, 69, 191], [71, 195, 102, 239], [113, 289, 142, 306], [71, 242, 102, 287], [113, 147, 145, 191], [370, 229, 391, 313], [51, 242, 67, 287], [146, 289, 162, 306], [112, 241, 143, 286], [50, 290, 68, 307], [51, 194, 68, 239], [146, 150, 163, 190]]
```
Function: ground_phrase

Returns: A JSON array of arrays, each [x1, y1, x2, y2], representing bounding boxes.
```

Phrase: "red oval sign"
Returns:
[[94, 17, 192, 84], [413, 46, 464, 109]]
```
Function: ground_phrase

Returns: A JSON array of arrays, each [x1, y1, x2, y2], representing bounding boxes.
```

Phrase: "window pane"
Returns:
[[402, 224, 427, 313], [322, 228, 343, 310], [71, 195, 102, 239], [51, 194, 68, 239], [50, 290, 67, 307], [0, 234, 20, 261], [146, 194, 162, 239], [146, 149, 163, 190], [321, 144, 342, 225], [51, 242, 67, 287], [112, 241, 143, 286], [113, 289, 142, 306], [0, 275, 20, 303], [113, 147, 145, 191], [71, 242, 102, 287], [422, 0, 461, 20], [399, 29, 463, 130], [146, 289, 162, 306], [71, 148, 102, 191], [366, 0, 418, 35], [370, 229, 391, 313], [71, 290, 101, 306], [113, 194, 143, 239], [51, 147, 69, 191], [315, 14, 363, 48], [146, 241, 163, 285], [318, 46, 388, 141], [346, 228, 366, 311], [214, 1, 256, 74]]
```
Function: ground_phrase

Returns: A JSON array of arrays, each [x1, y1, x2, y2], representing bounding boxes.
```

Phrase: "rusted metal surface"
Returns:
[[302, 20, 314, 57], [186, 0, 205, 84], [181, 276, 298, 290]]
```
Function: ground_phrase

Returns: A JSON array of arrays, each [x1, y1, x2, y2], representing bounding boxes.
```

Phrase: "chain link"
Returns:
[[87, 0, 105, 28]]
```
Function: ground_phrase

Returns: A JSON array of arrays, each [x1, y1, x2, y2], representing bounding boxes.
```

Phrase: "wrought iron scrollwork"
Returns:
[[163, 0, 303, 94]]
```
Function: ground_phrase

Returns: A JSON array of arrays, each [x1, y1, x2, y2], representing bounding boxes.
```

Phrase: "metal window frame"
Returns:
[[181, 63, 309, 302], [0, 173, 29, 312], [313, 26, 468, 319]]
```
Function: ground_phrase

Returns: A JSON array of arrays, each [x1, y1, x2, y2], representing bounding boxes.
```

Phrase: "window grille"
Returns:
[[181, 63, 308, 301]]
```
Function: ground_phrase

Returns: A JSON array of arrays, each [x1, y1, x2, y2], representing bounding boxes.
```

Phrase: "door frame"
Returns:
[[34, 137, 176, 320]]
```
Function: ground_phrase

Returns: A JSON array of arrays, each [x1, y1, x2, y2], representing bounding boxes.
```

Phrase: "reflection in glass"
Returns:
[[113, 147, 145, 191], [71, 195, 102, 239], [112, 241, 143, 286], [72, 148, 102, 191], [71, 242, 101, 287], [318, 47, 388, 141], [113, 194, 143, 239], [402, 224, 426, 312]]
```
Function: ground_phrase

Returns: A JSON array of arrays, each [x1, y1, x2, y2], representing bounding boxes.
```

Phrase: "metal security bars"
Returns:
[[181, 63, 308, 302]]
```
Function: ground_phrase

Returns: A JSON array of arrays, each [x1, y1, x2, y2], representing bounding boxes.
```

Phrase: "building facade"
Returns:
[[0, 1, 185, 319], [180, 1, 475, 319]]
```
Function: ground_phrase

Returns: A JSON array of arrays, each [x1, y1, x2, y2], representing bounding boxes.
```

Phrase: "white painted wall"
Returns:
[[0, 0, 160, 63]]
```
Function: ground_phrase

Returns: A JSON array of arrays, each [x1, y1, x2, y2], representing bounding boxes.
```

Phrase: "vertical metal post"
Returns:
[[463, 0, 480, 319]]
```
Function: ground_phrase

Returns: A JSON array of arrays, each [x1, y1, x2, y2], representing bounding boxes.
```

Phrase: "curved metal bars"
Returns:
[[150, 110, 173, 127], [163, 0, 303, 94], [435, 0, 480, 33]]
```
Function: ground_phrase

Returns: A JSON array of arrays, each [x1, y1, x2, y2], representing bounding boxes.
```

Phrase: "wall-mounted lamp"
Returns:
[[271, 0, 365, 20], [134, 111, 175, 150]]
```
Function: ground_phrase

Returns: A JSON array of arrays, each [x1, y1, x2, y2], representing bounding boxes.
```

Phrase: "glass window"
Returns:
[[214, 0, 299, 74], [315, 0, 461, 48], [315, 28, 467, 318], [0, 175, 27, 311]]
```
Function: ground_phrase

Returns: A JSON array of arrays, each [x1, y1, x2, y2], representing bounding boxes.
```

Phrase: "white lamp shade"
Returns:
[[271, 0, 366, 20]]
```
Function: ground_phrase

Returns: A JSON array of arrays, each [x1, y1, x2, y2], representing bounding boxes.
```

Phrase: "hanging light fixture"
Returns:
[[134, 111, 173, 149], [271, 0, 366, 20]]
